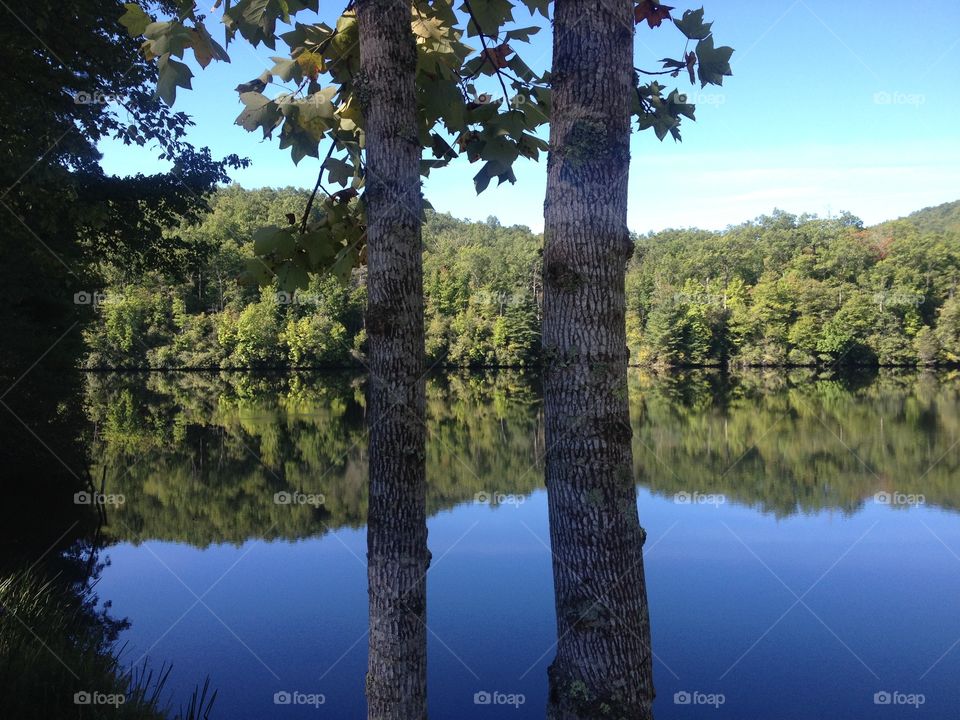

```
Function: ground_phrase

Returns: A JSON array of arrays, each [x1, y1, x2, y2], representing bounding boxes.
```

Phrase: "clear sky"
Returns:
[[99, 0, 960, 233]]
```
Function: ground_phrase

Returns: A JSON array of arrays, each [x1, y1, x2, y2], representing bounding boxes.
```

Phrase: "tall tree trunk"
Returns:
[[542, 1, 654, 718], [356, 3, 428, 719]]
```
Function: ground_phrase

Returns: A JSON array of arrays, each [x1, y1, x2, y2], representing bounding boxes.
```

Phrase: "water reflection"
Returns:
[[6, 369, 960, 717], [84, 369, 960, 545], [543, 362, 654, 717], [365, 363, 429, 719]]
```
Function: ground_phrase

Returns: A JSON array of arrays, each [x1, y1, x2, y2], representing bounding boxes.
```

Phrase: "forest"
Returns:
[[82, 188, 960, 370]]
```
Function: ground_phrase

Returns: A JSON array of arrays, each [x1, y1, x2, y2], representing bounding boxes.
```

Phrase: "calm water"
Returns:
[[74, 371, 960, 716]]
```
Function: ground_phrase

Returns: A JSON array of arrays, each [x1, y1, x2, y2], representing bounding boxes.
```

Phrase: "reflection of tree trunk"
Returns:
[[356, 2, 428, 719], [542, 1, 654, 717]]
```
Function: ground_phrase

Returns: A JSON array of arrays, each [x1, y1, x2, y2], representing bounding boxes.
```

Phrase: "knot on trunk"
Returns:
[[366, 301, 398, 337], [545, 260, 584, 292]]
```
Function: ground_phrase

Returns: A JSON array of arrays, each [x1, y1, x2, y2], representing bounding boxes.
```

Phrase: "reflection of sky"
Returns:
[[98, 490, 960, 718], [98, 0, 960, 233]]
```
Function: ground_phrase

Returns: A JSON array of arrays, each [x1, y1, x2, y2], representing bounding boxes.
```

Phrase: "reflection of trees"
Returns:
[[631, 369, 960, 516], [543, 365, 654, 718], [84, 370, 960, 547]]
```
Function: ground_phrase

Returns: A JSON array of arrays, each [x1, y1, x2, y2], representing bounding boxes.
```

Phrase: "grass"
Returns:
[[0, 568, 216, 719]]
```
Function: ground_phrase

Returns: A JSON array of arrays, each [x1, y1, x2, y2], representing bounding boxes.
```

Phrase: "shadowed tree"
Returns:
[[542, 1, 654, 717], [356, 2, 429, 718]]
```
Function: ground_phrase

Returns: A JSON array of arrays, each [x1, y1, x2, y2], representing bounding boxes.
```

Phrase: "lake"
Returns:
[[29, 370, 960, 717]]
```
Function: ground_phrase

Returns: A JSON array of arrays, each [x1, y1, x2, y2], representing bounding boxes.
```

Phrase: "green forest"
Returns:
[[82, 188, 960, 370]]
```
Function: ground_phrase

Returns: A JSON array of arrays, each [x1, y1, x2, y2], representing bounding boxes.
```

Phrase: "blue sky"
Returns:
[[100, 0, 960, 232]]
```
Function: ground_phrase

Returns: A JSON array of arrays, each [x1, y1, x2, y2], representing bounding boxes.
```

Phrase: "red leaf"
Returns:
[[482, 43, 513, 69], [685, 51, 697, 84], [634, 1, 674, 29]]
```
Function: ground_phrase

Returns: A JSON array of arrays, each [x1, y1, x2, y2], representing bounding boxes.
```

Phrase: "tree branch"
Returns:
[[461, 0, 511, 103], [301, 140, 337, 234]]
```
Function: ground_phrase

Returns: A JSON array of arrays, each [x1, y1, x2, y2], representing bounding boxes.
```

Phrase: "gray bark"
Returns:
[[356, 3, 428, 719], [542, 1, 655, 718]]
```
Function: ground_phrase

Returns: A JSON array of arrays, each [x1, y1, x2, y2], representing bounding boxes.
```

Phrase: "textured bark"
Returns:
[[356, 3, 428, 719], [543, 1, 655, 718]]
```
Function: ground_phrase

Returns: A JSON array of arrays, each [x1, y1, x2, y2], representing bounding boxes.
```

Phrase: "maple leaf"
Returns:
[[634, 1, 674, 29]]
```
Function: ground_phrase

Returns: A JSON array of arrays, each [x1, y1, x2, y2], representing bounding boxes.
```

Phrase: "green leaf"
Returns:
[[155, 55, 193, 106], [519, 0, 550, 19], [271, 57, 300, 82], [144, 21, 194, 58], [507, 54, 536, 82], [300, 229, 338, 268], [275, 260, 310, 291], [330, 244, 360, 285], [461, 0, 514, 37], [695, 35, 733, 88], [324, 157, 354, 187], [235, 92, 281, 137], [224, 0, 317, 49], [119, 3, 151, 37], [473, 160, 516, 194], [667, 89, 696, 120], [293, 91, 336, 142], [674, 8, 713, 40], [505, 26, 540, 42], [278, 115, 319, 164], [253, 225, 295, 257], [240, 257, 275, 286]]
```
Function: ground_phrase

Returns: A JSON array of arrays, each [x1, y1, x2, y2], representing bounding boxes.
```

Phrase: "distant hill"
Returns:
[[876, 199, 960, 235]]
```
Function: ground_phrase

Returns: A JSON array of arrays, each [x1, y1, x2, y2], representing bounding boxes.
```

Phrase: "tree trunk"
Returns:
[[542, 1, 655, 718], [356, 3, 428, 719]]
